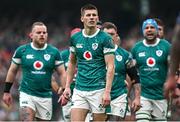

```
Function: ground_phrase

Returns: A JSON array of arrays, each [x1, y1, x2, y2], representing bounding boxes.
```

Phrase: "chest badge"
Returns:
[[116, 55, 122, 62], [156, 50, 163, 57], [92, 43, 98, 50], [44, 54, 51, 61]]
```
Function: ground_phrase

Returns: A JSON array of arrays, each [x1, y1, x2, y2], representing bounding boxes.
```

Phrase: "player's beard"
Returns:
[[145, 35, 157, 44], [34, 39, 46, 48]]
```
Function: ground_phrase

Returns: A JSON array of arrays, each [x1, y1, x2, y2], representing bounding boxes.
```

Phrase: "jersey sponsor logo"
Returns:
[[138, 52, 145, 57], [83, 51, 92, 60], [26, 54, 34, 59], [156, 50, 163, 57], [33, 61, 43, 70], [116, 55, 122, 62], [44, 54, 51, 61], [146, 57, 156, 67], [92, 43, 98, 50], [76, 44, 83, 48]]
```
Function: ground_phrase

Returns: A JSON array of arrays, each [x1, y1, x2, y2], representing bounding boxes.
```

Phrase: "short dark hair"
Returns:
[[31, 22, 45, 31], [154, 18, 164, 28], [81, 4, 98, 16], [102, 22, 118, 32]]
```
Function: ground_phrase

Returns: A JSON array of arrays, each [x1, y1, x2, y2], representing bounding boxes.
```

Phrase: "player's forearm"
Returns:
[[5, 65, 18, 83], [66, 63, 76, 88], [105, 64, 114, 93], [51, 79, 59, 93], [60, 71, 66, 88], [133, 83, 141, 99], [4, 63, 19, 93]]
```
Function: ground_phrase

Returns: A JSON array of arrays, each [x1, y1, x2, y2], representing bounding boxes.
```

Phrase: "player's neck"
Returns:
[[145, 38, 157, 45], [32, 42, 46, 49], [84, 27, 97, 36]]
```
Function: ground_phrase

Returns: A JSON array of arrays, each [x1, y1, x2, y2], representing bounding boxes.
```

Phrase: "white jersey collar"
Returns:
[[82, 28, 100, 38], [31, 42, 47, 50], [143, 38, 160, 47]]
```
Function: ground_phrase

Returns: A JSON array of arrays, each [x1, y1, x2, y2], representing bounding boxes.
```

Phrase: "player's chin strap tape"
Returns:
[[4, 82, 13, 93], [127, 66, 140, 85]]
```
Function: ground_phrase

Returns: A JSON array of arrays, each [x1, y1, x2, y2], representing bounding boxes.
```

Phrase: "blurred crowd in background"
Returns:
[[0, 0, 179, 120]]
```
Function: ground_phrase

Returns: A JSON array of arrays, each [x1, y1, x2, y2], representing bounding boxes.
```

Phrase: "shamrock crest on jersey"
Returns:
[[83, 51, 92, 60], [92, 43, 98, 50], [116, 55, 122, 62], [44, 54, 51, 61], [33, 61, 43, 70], [146, 57, 156, 67], [156, 50, 163, 57]]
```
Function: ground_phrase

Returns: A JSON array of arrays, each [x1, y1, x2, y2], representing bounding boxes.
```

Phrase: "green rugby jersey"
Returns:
[[12, 43, 64, 98], [111, 45, 132, 100], [69, 28, 115, 91], [131, 38, 170, 100]]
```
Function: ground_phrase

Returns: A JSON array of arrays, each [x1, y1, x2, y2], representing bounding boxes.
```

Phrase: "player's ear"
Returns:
[[29, 32, 33, 39], [81, 16, 84, 23]]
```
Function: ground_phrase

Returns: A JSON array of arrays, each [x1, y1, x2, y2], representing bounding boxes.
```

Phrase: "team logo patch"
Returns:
[[156, 50, 163, 57], [26, 54, 34, 59], [92, 43, 98, 50], [116, 55, 122, 62], [76, 44, 83, 48], [83, 51, 92, 60], [33, 61, 43, 70], [44, 54, 51, 61], [138, 52, 145, 57], [146, 57, 156, 67]]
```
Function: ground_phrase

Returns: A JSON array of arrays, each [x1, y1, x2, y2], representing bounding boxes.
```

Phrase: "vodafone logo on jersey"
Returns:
[[83, 51, 92, 60], [146, 57, 156, 67], [33, 61, 43, 70]]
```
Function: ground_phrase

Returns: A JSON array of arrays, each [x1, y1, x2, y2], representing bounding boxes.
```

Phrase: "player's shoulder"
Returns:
[[133, 39, 144, 49], [71, 31, 82, 39], [16, 43, 30, 51]]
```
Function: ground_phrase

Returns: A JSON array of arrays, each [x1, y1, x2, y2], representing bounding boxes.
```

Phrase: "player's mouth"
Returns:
[[89, 21, 95, 24]]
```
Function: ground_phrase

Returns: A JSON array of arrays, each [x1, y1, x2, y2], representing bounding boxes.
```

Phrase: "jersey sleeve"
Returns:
[[55, 50, 64, 67], [103, 35, 115, 55], [69, 37, 75, 53], [12, 46, 26, 65], [125, 52, 135, 68]]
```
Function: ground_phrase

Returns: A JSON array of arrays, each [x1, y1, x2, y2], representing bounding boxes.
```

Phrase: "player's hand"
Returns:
[[131, 97, 141, 112], [164, 76, 176, 99], [58, 87, 71, 106], [57, 87, 64, 95], [102, 90, 111, 107], [2, 93, 13, 107], [58, 95, 69, 106]]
